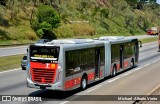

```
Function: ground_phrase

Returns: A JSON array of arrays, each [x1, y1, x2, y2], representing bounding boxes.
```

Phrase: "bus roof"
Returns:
[[95, 36, 138, 44], [31, 39, 104, 49], [49, 39, 94, 44]]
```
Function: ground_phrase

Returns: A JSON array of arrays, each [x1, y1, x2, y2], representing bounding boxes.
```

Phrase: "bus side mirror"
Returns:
[[138, 41, 142, 48]]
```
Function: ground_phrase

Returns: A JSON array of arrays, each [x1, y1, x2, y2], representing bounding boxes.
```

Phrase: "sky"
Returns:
[[157, 0, 160, 4]]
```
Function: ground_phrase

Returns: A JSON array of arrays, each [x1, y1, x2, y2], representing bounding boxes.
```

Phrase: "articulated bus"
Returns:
[[26, 37, 141, 91]]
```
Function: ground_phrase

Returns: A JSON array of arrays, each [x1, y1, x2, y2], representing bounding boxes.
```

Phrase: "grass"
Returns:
[[0, 40, 35, 45], [0, 36, 158, 72], [140, 37, 158, 44], [0, 54, 24, 71]]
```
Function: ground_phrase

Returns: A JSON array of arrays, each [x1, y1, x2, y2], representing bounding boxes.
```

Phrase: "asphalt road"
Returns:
[[0, 46, 28, 57], [0, 41, 160, 104], [0, 35, 158, 57]]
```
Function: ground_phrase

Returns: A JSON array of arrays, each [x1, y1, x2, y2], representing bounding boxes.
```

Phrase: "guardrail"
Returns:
[[133, 84, 160, 104], [0, 43, 34, 47]]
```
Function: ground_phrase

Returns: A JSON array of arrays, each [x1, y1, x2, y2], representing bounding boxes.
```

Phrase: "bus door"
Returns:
[[135, 41, 139, 63], [95, 49, 100, 79], [120, 45, 124, 69]]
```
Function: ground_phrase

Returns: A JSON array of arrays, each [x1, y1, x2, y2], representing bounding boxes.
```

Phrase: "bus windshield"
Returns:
[[30, 46, 60, 62]]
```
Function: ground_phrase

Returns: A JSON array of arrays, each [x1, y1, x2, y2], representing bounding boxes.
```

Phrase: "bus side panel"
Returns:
[[123, 58, 132, 69], [105, 43, 111, 77]]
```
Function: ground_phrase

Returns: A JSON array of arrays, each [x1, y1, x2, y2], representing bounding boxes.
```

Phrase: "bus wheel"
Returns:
[[112, 66, 117, 77], [130, 59, 134, 68], [81, 75, 87, 90]]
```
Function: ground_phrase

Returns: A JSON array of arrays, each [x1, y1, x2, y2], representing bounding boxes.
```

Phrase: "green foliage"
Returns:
[[72, 23, 96, 36], [55, 23, 96, 38], [32, 5, 60, 38], [1, 0, 160, 42], [37, 5, 60, 28], [36, 29, 44, 38], [40, 21, 52, 31], [100, 8, 109, 19], [54, 24, 74, 38]]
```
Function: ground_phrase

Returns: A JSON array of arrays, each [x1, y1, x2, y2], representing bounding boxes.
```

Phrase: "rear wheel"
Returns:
[[81, 76, 87, 90], [130, 59, 134, 68], [112, 65, 117, 77]]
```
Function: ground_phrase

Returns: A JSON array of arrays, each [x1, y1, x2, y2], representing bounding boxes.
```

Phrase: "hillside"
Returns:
[[0, 0, 160, 43]]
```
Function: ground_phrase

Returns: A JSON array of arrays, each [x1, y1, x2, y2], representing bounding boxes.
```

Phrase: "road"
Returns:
[[0, 35, 158, 57], [0, 46, 28, 57], [0, 42, 160, 104]]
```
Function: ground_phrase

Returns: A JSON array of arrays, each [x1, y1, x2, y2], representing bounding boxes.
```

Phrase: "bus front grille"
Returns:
[[31, 68, 55, 84]]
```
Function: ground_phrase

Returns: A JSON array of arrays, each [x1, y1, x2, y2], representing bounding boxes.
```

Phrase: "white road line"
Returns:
[[86, 85, 102, 93], [134, 67, 142, 71], [0, 68, 21, 74], [60, 101, 70, 104], [151, 60, 159, 64], [123, 71, 133, 76], [108, 77, 120, 83], [144, 63, 150, 67]]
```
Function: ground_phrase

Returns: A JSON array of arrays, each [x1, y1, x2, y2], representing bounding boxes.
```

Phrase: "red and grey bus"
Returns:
[[26, 37, 141, 91]]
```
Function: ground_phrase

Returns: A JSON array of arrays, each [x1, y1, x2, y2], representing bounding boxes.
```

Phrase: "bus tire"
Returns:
[[130, 59, 134, 68], [112, 65, 117, 77], [80, 75, 87, 90]]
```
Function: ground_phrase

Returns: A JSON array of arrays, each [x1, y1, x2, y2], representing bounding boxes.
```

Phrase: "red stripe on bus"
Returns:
[[116, 64, 120, 71], [65, 71, 96, 90], [65, 77, 81, 90], [100, 70, 103, 78], [88, 72, 95, 81], [124, 61, 129, 68]]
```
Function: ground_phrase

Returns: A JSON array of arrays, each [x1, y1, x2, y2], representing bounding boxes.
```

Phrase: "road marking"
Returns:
[[108, 76, 120, 83], [144, 63, 150, 67], [0, 68, 21, 74], [151, 60, 159, 64], [123, 71, 133, 76], [134, 67, 142, 71], [86, 85, 102, 93], [60, 101, 70, 104]]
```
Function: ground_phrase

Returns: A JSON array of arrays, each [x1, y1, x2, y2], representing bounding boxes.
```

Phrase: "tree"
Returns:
[[6, 0, 20, 20], [31, 5, 60, 39], [20, 0, 36, 25]]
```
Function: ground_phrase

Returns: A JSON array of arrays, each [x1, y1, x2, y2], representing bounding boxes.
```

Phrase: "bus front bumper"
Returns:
[[26, 78, 63, 90]]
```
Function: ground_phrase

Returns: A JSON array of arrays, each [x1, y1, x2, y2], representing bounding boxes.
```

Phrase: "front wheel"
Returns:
[[81, 76, 87, 90]]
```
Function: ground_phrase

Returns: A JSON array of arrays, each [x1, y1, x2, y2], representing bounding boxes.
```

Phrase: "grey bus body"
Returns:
[[26, 37, 140, 91]]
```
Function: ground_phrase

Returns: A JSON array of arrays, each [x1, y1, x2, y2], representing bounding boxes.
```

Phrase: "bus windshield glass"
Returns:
[[30, 46, 60, 62]]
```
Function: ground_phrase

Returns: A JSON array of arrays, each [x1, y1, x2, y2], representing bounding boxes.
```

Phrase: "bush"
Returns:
[[0, 29, 10, 40], [24, 31, 38, 40], [54, 23, 96, 38], [71, 23, 96, 36], [54, 24, 74, 38]]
